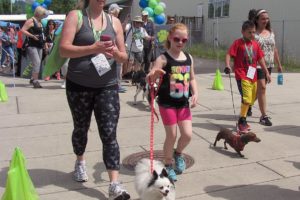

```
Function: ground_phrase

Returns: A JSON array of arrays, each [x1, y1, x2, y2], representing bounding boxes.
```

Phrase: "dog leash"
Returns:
[[228, 72, 239, 131], [149, 75, 163, 173]]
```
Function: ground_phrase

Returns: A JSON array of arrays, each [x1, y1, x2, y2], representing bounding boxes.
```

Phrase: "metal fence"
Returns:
[[204, 19, 300, 63]]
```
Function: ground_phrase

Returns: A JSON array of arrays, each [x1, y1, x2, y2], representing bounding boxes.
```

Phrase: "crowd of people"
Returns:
[[0, 0, 283, 199]]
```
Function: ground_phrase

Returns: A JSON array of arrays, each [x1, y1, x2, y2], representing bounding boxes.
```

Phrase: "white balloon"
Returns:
[[159, 2, 166, 9]]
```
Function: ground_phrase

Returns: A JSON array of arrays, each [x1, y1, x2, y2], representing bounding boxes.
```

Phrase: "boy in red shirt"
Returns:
[[225, 20, 271, 132]]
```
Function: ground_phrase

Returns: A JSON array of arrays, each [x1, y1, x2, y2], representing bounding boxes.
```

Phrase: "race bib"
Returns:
[[246, 66, 256, 80], [91, 54, 111, 77], [135, 39, 143, 51]]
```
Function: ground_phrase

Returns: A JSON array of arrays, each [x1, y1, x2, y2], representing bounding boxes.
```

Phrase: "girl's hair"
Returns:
[[254, 9, 272, 32], [165, 23, 188, 49], [45, 20, 56, 35], [75, 0, 89, 9]]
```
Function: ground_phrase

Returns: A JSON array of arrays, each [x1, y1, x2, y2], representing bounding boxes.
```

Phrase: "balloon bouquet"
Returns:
[[139, 0, 167, 25], [25, 0, 53, 20]]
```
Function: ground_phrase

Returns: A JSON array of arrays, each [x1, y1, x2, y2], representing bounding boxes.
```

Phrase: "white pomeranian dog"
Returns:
[[135, 158, 176, 200]]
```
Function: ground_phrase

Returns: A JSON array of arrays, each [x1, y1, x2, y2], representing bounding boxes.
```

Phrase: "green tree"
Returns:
[[0, 0, 11, 14], [49, 0, 78, 14]]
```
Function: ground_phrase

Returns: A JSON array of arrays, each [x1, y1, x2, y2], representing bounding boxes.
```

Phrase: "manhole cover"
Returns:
[[122, 150, 194, 171]]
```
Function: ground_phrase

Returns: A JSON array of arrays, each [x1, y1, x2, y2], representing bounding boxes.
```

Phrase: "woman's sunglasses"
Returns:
[[172, 37, 188, 44]]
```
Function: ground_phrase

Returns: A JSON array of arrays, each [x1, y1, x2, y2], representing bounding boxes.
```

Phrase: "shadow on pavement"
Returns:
[[0, 167, 107, 199], [209, 145, 249, 159], [205, 184, 300, 200], [264, 125, 300, 137]]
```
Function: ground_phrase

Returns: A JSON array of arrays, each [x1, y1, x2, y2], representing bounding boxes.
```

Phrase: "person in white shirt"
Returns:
[[125, 16, 153, 72]]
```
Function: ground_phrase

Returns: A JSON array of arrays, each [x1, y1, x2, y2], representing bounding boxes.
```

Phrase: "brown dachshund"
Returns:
[[213, 128, 261, 157]]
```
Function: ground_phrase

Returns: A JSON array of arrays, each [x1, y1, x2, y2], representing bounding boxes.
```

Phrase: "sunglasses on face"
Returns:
[[172, 37, 188, 43]]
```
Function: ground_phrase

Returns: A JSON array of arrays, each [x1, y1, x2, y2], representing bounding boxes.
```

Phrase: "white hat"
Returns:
[[142, 10, 149, 16], [108, 3, 123, 13], [133, 16, 143, 23]]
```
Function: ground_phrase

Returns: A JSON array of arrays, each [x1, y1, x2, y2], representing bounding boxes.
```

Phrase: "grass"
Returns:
[[187, 43, 300, 73]]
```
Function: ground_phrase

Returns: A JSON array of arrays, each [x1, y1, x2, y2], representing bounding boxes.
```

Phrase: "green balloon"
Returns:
[[148, 0, 158, 9], [154, 5, 164, 15]]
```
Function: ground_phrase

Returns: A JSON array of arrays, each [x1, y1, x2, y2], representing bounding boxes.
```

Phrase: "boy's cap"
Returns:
[[108, 3, 123, 12]]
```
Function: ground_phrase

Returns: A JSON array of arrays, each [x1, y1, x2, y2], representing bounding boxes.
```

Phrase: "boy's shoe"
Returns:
[[108, 182, 130, 200], [55, 72, 61, 80], [173, 152, 186, 174], [238, 117, 249, 133], [44, 76, 50, 81], [74, 160, 88, 182], [165, 165, 177, 182], [260, 115, 272, 126], [247, 106, 252, 117]]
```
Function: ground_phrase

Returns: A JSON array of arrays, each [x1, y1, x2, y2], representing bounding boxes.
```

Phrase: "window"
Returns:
[[208, 0, 230, 19]]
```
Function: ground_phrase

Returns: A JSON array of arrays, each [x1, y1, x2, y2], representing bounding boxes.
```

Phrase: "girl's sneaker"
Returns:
[[165, 165, 177, 182], [174, 152, 186, 174]]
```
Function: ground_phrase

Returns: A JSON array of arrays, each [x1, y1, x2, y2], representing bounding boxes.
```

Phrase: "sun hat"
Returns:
[[108, 3, 123, 13], [132, 16, 143, 23]]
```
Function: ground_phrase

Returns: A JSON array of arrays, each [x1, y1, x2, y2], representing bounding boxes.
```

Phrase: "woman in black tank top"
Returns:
[[21, 6, 47, 88], [147, 23, 199, 182], [60, 1, 130, 199]]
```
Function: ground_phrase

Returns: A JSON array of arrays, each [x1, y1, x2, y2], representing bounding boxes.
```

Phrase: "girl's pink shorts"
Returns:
[[159, 106, 192, 126]]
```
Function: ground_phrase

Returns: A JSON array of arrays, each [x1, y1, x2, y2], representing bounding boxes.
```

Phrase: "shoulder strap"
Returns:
[[125, 24, 132, 41], [76, 10, 83, 31]]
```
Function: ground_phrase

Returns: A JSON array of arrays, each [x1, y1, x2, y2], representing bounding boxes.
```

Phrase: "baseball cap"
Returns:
[[108, 3, 123, 13], [142, 10, 149, 16]]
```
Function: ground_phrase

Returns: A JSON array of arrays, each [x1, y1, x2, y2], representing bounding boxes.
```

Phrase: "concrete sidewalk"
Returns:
[[0, 60, 299, 199]]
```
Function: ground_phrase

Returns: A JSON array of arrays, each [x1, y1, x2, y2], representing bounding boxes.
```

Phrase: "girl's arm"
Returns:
[[189, 54, 198, 108], [146, 54, 166, 82]]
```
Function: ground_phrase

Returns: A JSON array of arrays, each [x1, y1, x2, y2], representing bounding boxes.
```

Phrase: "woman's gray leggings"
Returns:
[[27, 46, 43, 74]]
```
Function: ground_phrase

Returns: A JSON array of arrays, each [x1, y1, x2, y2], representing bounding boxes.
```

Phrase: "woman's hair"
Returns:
[[253, 9, 272, 32], [34, 6, 47, 18], [165, 23, 188, 49], [75, 0, 89, 9], [45, 20, 56, 35], [248, 9, 257, 22], [109, 9, 120, 17]]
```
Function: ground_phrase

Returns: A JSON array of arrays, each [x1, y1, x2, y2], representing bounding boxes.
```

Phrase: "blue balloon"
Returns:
[[154, 14, 166, 25], [139, 0, 148, 9], [31, 2, 40, 12], [41, 3, 48, 9], [44, 0, 52, 6]]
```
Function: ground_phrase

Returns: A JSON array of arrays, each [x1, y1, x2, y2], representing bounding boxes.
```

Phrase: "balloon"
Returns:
[[154, 14, 166, 25], [148, 0, 158, 9], [158, 2, 166, 9], [144, 7, 154, 17], [41, 3, 48, 9], [139, 0, 148, 8], [31, 2, 40, 12], [148, 16, 154, 22], [154, 5, 164, 15], [25, 0, 35, 4], [44, 0, 52, 6], [37, 0, 44, 3], [41, 18, 48, 27]]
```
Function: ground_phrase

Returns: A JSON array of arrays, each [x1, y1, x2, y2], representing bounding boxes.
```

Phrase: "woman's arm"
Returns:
[[59, 10, 113, 58], [111, 16, 128, 63], [274, 47, 283, 72], [21, 19, 38, 41]]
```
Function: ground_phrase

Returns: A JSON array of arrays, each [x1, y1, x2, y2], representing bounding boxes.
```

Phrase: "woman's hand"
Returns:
[[277, 65, 283, 73], [94, 40, 114, 56]]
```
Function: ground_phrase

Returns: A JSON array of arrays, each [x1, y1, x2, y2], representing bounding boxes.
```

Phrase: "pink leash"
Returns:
[[148, 76, 163, 173]]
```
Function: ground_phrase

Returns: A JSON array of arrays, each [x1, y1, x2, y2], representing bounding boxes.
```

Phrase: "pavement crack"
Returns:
[[256, 162, 286, 178]]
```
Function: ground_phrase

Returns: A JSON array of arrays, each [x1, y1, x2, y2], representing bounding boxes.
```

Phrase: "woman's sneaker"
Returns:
[[32, 80, 42, 88], [108, 182, 130, 200], [260, 115, 272, 126], [165, 165, 177, 182], [173, 152, 186, 174], [74, 160, 88, 182]]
